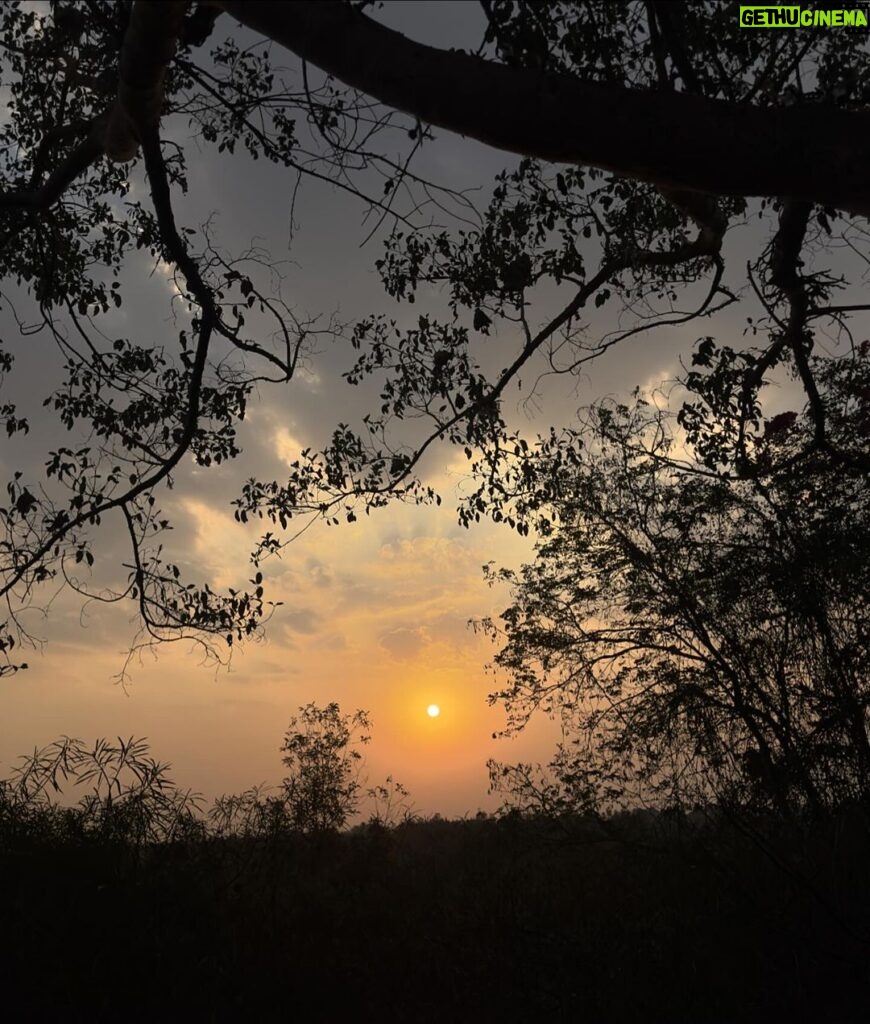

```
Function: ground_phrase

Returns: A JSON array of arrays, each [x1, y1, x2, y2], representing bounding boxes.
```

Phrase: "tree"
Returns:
[[482, 347, 870, 819], [280, 702, 371, 833], [0, 1, 867, 670]]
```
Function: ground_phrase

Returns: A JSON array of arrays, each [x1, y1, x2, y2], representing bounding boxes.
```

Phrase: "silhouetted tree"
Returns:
[[280, 702, 371, 833], [0, 2, 867, 669], [484, 348, 870, 818]]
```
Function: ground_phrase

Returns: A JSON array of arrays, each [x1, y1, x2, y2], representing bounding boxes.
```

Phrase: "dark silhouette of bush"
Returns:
[[0, 735, 204, 852], [2, 733, 868, 1021]]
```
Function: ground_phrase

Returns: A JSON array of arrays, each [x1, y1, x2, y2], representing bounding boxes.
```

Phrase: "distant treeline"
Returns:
[[1, 732, 870, 1021], [1, 798, 869, 1021]]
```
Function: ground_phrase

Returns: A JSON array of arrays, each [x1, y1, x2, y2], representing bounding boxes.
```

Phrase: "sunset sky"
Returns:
[[0, 1, 820, 818]]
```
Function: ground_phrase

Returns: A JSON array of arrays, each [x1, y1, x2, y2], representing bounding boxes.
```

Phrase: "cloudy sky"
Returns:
[[0, 1, 844, 818]]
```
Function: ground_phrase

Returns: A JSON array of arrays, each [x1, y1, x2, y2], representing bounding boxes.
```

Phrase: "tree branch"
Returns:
[[219, 0, 870, 217], [650, 2, 702, 93], [0, 120, 106, 211], [104, 0, 189, 161], [0, 126, 215, 603]]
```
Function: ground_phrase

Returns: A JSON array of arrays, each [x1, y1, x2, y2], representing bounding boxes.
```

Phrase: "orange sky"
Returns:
[[0, 488, 563, 818]]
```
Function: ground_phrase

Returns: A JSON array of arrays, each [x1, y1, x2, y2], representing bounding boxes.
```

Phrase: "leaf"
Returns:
[[473, 308, 492, 332]]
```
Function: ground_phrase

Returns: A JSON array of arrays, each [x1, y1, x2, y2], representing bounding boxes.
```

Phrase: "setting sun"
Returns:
[[427, 704, 441, 718]]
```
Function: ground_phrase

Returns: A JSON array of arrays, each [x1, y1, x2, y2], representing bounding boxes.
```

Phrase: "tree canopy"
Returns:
[[279, 702, 371, 834], [0, 0, 868, 682], [484, 349, 870, 818]]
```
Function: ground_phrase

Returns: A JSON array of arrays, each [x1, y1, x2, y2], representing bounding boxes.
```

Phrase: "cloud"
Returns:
[[283, 608, 322, 635], [180, 498, 258, 589], [426, 611, 478, 650], [305, 558, 333, 588], [274, 426, 307, 466], [379, 626, 432, 660]]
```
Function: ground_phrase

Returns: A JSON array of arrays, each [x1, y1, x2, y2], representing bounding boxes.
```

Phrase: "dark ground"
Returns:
[[1, 811, 869, 1022]]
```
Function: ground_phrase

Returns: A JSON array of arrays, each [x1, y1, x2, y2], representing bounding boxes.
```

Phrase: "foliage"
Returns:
[[207, 783, 290, 840], [279, 702, 372, 833], [0, 727, 867, 1019], [484, 347, 870, 818], [487, 749, 609, 819], [366, 774, 416, 827], [0, 734, 205, 847], [0, 1, 866, 674], [0, 714, 409, 848]]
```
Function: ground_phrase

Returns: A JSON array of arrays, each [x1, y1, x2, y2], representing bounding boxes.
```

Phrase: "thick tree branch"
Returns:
[[644, 2, 670, 90], [219, 0, 870, 217], [769, 202, 828, 448], [650, 2, 702, 93], [105, 0, 188, 161], [0, 120, 105, 211]]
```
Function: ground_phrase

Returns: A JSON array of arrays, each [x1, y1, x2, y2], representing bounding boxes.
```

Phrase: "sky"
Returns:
[[0, 2, 854, 819]]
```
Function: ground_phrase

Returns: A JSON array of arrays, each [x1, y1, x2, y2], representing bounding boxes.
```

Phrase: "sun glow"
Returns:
[[426, 704, 441, 718]]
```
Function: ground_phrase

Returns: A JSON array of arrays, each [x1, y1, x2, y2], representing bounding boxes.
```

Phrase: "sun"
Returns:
[[426, 704, 441, 718]]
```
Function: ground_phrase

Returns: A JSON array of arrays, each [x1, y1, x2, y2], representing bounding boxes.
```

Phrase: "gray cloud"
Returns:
[[283, 608, 322, 635], [379, 626, 432, 661]]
